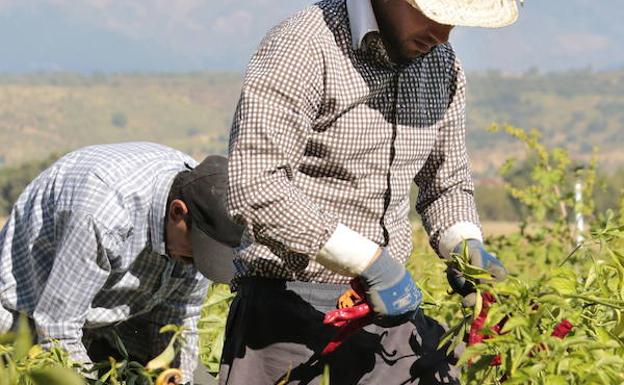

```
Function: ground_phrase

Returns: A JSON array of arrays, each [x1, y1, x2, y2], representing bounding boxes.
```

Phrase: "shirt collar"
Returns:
[[149, 171, 177, 256], [346, 0, 379, 50]]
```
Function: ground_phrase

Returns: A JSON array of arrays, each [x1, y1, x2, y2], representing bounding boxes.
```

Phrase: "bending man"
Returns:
[[0, 142, 242, 383]]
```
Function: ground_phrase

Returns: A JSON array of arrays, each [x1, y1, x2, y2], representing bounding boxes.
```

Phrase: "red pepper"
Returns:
[[467, 292, 503, 366], [468, 292, 574, 371], [551, 319, 573, 339], [468, 292, 496, 347]]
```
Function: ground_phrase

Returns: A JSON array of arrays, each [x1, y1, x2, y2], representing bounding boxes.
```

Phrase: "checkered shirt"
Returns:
[[227, 0, 480, 286], [0, 142, 209, 381]]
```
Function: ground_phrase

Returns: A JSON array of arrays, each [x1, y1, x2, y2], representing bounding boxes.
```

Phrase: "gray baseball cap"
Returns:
[[178, 155, 243, 284]]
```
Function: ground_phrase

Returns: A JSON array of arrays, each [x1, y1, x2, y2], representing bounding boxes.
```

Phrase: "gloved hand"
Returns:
[[446, 239, 507, 307], [357, 248, 422, 326]]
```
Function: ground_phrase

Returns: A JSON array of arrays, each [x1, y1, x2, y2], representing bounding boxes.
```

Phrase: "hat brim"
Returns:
[[409, 0, 518, 28], [191, 225, 236, 284]]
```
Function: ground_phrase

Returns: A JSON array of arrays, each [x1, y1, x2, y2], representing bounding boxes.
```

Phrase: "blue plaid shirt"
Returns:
[[0, 142, 209, 380]]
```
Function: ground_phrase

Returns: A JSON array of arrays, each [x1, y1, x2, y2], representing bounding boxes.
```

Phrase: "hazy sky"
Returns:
[[0, 0, 621, 74]]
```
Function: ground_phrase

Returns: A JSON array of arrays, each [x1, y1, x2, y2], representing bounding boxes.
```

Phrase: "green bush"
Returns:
[[0, 154, 60, 216], [198, 126, 624, 384], [2, 126, 624, 384]]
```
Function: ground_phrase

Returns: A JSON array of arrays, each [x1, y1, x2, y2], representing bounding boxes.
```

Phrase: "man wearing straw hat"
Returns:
[[223, 0, 518, 383]]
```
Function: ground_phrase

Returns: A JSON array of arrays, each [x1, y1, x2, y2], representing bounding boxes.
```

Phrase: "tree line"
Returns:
[[1, 150, 622, 222]]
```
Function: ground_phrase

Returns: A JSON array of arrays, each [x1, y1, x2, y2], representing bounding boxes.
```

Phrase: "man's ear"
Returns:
[[168, 199, 189, 222]]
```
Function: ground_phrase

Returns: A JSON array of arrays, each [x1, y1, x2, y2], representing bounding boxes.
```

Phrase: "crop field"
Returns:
[[200, 126, 624, 384], [1, 126, 624, 384]]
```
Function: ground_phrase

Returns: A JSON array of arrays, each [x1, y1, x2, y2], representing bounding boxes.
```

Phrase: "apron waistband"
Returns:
[[236, 277, 350, 309]]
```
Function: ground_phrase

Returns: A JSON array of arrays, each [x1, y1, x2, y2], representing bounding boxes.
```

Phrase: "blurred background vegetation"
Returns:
[[1, 68, 623, 223]]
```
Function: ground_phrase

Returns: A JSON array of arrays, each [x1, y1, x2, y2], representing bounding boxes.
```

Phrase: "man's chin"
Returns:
[[396, 50, 425, 64], [171, 255, 194, 265]]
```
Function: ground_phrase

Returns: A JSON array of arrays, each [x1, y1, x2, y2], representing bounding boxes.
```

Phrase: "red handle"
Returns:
[[321, 310, 374, 355], [320, 279, 373, 355], [324, 302, 372, 327]]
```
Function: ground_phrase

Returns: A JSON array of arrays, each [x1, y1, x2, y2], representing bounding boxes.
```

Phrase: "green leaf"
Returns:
[[145, 340, 176, 370], [594, 327, 613, 344], [158, 324, 181, 334], [203, 289, 235, 308], [438, 315, 469, 355], [544, 374, 568, 385], [28, 367, 85, 385], [538, 294, 569, 307], [500, 315, 529, 334], [13, 313, 32, 361], [0, 364, 8, 385], [0, 331, 15, 345], [111, 331, 129, 359], [613, 310, 624, 336], [584, 264, 597, 289], [548, 272, 577, 295], [473, 289, 483, 321], [319, 365, 331, 385], [275, 364, 292, 385]]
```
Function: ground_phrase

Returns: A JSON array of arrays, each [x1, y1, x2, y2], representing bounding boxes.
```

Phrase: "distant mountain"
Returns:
[[0, 69, 622, 177], [466, 69, 624, 174], [0, 0, 621, 74]]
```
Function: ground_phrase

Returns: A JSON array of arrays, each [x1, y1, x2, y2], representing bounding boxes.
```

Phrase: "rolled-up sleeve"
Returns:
[[227, 27, 339, 259], [414, 58, 482, 257]]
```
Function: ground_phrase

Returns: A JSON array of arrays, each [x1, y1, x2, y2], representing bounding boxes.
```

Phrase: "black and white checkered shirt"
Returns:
[[227, 0, 481, 286], [0, 142, 208, 380]]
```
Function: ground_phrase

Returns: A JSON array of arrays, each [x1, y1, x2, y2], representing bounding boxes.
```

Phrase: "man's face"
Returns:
[[165, 199, 194, 264], [371, 0, 454, 63]]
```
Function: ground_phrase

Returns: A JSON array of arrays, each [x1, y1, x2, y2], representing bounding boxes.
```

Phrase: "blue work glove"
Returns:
[[446, 239, 507, 307], [358, 248, 422, 327]]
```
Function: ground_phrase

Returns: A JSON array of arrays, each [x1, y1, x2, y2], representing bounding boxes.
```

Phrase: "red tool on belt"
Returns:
[[321, 280, 373, 355]]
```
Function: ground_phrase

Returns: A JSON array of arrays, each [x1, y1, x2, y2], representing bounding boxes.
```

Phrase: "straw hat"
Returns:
[[407, 0, 519, 28]]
